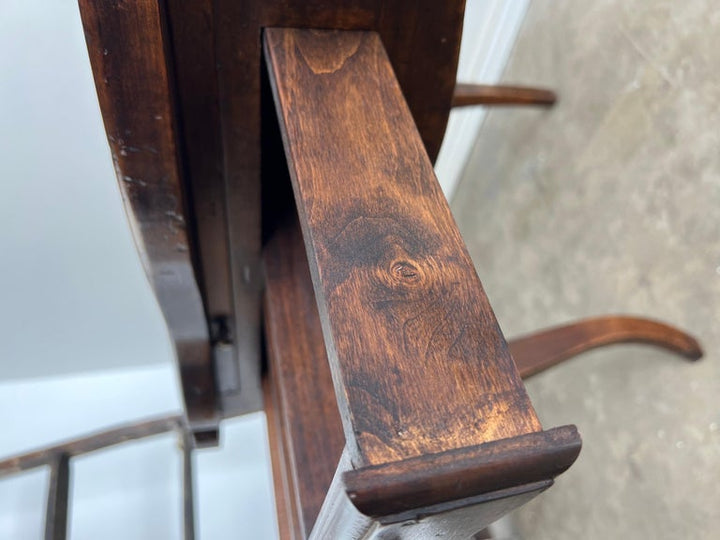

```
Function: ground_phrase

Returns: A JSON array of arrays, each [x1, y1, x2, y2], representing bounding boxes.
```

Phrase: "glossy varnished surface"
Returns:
[[210, 1, 466, 415], [264, 28, 542, 467]]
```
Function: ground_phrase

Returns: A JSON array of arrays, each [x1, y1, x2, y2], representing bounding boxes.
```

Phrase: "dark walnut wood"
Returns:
[[264, 27, 545, 467], [264, 28, 581, 537], [165, 0, 264, 415], [259, 215, 679, 537], [79, 0, 467, 420], [452, 83, 557, 107], [163, 0, 260, 417], [264, 217, 344, 536], [210, 0, 467, 415], [261, 54, 344, 536], [510, 315, 703, 379], [164, 0, 231, 320], [78, 0, 218, 438], [74, 1, 704, 535], [344, 426, 580, 517]]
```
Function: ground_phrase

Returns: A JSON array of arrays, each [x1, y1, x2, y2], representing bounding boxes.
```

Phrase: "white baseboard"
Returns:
[[435, 0, 530, 200]]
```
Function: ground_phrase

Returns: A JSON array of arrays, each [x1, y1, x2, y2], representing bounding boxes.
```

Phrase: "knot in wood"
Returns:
[[390, 260, 420, 283]]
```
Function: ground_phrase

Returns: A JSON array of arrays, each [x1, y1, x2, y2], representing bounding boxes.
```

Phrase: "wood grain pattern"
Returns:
[[210, 2, 466, 417], [510, 315, 703, 379], [261, 78, 344, 534], [213, 0, 464, 173], [264, 215, 345, 536], [264, 28, 542, 467], [259, 219, 588, 538], [452, 83, 557, 107], [78, 0, 218, 436]]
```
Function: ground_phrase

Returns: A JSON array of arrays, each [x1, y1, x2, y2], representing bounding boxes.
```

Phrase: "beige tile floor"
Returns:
[[453, 1, 720, 538]]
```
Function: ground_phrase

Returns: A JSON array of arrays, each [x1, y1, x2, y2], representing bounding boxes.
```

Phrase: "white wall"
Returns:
[[435, 0, 530, 199], [0, 0, 173, 381]]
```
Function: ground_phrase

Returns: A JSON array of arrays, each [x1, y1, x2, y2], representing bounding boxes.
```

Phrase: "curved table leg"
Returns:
[[509, 316, 703, 379], [452, 83, 557, 107]]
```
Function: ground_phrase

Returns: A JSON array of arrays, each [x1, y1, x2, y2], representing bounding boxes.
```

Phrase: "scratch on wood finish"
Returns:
[[264, 28, 544, 467], [78, 0, 218, 437]]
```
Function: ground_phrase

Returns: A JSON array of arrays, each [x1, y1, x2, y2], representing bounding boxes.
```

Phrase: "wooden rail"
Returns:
[[0, 415, 193, 540], [510, 316, 702, 378], [264, 217, 343, 537], [452, 83, 557, 107], [0, 416, 184, 476], [263, 27, 581, 538]]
